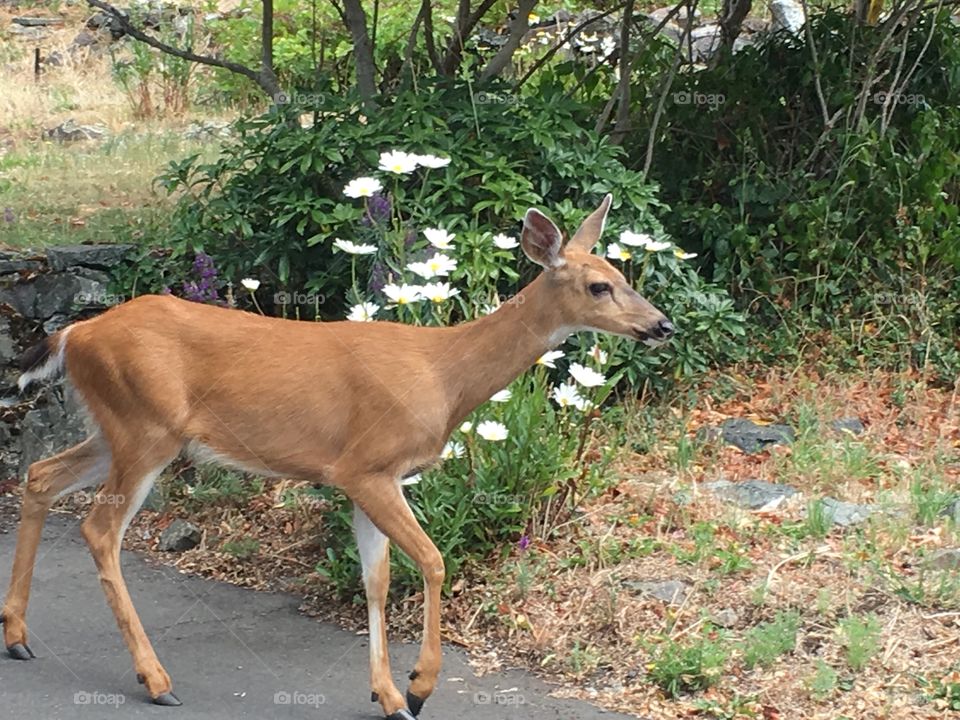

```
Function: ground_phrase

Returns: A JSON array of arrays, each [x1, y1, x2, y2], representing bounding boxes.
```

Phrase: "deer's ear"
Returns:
[[521, 208, 565, 269], [566, 193, 612, 253]]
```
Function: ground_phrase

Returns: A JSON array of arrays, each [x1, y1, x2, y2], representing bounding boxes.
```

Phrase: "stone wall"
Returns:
[[0, 244, 133, 481]]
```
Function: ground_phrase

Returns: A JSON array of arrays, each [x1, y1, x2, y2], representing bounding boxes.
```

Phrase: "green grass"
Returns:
[[838, 614, 882, 672], [646, 629, 730, 697], [0, 131, 215, 249]]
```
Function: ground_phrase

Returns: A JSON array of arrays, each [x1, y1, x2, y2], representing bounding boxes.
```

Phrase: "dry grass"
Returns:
[[0, 2, 236, 249]]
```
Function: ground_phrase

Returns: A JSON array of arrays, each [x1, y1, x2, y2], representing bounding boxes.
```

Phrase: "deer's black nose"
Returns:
[[655, 319, 675, 339]]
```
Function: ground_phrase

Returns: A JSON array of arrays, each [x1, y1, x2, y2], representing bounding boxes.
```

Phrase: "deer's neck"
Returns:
[[441, 274, 571, 429]]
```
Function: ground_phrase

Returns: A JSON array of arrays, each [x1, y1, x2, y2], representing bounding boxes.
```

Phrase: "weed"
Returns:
[[808, 660, 839, 700], [838, 614, 882, 671], [221, 538, 260, 559], [646, 630, 729, 697], [741, 611, 800, 669]]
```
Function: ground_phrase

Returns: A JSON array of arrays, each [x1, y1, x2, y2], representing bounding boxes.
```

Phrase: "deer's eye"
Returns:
[[589, 282, 612, 297]]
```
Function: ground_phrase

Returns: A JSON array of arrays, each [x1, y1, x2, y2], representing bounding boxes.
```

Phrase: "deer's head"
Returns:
[[521, 194, 674, 346]]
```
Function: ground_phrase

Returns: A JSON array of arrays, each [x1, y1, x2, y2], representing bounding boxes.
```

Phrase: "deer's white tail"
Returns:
[[18, 326, 72, 392]]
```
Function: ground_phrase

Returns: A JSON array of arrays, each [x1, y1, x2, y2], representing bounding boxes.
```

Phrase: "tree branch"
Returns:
[[610, 0, 636, 144], [479, 0, 537, 81], [86, 0, 279, 97], [517, 3, 625, 89], [341, 0, 378, 101], [441, 0, 499, 76]]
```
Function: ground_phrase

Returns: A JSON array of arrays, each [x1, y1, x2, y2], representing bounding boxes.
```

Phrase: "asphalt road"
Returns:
[[0, 508, 627, 720]]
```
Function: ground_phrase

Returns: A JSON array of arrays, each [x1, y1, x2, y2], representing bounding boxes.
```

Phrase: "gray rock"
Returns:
[[47, 244, 134, 271], [821, 497, 874, 527], [929, 549, 960, 571], [42, 119, 107, 143], [718, 418, 795, 453], [183, 121, 231, 141], [770, 0, 805, 32], [12, 16, 64, 26], [707, 478, 798, 510], [42, 314, 72, 335], [831, 417, 865, 435], [0, 421, 17, 481], [0, 317, 16, 364], [18, 383, 88, 476], [940, 498, 960, 523], [71, 28, 105, 47], [8, 25, 50, 40], [690, 23, 721, 62], [648, 5, 700, 28], [0, 271, 111, 320], [712, 608, 739, 628], [0, 251, 37, 276], [622, 579, 689, 605], [141, 485, 166, 512], [158, 519, 202, 552]]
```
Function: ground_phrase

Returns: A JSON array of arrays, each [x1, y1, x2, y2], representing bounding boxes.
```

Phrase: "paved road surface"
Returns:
[[0, 509, 626, 719]]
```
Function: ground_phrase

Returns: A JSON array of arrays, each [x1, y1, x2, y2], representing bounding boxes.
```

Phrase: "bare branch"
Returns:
[[441, 0, 498, 75], [479, 0, 537, 82], [517, 3, 625, 89], [341, 0, 378, 101], [85, 0, 279, 97], [610, 0, 636, 144]]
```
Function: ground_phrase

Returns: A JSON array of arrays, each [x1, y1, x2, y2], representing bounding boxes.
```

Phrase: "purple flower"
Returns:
[[362, 192, 391, 226], [367, 260, 388, 295], [182, 252, 221, 304], [518, 535, 531, 552], [3, 207, 14, 224]]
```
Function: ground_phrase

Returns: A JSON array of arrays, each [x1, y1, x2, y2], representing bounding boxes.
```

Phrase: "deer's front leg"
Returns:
[[352, 481, 444, 718], [353, 506, 410, 718]]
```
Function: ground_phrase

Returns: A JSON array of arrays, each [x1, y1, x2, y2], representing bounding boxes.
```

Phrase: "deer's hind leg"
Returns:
[[79, 433, 182, 705], [2, 435, 110, 658]]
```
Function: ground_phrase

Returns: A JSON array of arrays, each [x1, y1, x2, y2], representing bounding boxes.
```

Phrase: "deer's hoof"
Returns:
[[7, 643, 35, 660], [386, 710, 416, 720], [406, 691, 425, 717], [152, 692, 182, 706]]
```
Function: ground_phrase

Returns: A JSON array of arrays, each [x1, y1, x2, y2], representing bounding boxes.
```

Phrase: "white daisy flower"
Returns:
[[382, 283, 423, 305], [343, 177, 383, 198], [619, 230, 653, 247], [489, 389, 511, 403], [408, 253, 457, 279], [569, 362, 606, 388], [413, 154, 451, 169], [459, 421, 473, 433], [590, 344, 609, 365], [441, 441, 465, 460], [606, 243, 632, 261], [378, 150, 418, 175], [424, 228, 455, 250], [347, 302, 379, 321], [537, 350, 564, 368], [674, 248, 698, 260], [493, 233, 519, 250], [240, 278, 260, 291], [552, 383, 585, 409], [333, 239, 377, 255], [421, 282, 460, 303], [643, 239, 673, 252], [476, 420, 509, 441], [400, 473, 421, 486]]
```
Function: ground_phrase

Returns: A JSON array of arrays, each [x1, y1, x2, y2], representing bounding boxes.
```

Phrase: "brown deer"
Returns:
[[2, 195, 672, 719]]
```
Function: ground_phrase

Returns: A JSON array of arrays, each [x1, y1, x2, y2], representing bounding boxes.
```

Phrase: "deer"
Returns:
[[1, 194, 673, 719]]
